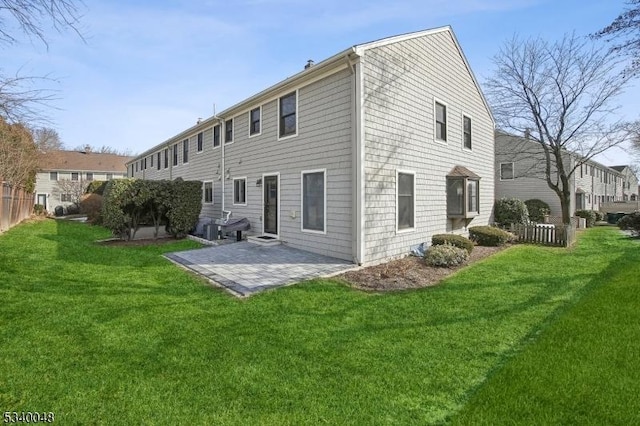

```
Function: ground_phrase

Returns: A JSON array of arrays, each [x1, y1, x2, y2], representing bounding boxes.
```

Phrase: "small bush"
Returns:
[[432, 233, 474, 253], [469, 225, 514, 246], [66, 203, 80, 215], [575, 210, 597, 228], [593, 211, 605, 222], [524, 199, 551, 223], [33, 204, 45, 215], [618, 212, 640, 236], [425, 244, 469, 267], [494, 198, 529, 227]]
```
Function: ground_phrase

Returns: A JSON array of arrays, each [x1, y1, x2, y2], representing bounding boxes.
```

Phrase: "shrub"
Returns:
[[593, 211, 605, 222], [33, 204, 45, 215], [494, 198, 529, 227], [80, 193, 103, 224], [66, 203, 80, 215], [469, 225, 514, 246], [524, 199, 551, 223], [165, 179, 202, 238], [432, 233, 474, 253], [85, 180, 108, 195], [575, 210, 597, 228], [424, 244, 469, 267], [618, 212, 640, 236]]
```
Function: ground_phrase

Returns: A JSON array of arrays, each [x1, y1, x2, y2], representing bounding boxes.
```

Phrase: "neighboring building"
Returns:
[[495, 131, 632, 217], [35, 148, 131, 213], [609, 165, 639, 201], [128, 26, 495, 265]]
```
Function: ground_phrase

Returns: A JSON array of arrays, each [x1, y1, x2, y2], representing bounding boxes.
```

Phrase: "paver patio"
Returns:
[[165, 242, 354, 296]]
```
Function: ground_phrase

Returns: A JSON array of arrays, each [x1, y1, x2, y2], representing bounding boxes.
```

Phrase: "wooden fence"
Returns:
[[0, 181, 34, 232], [510, 223, 577, 247]]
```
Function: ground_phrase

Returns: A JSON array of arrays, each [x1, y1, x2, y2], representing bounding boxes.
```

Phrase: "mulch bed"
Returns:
[[338, 245, 508, 292]]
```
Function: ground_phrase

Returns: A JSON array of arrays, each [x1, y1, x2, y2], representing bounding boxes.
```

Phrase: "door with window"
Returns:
[[263, 175, 278, 236], [36, 194, 47, 211]]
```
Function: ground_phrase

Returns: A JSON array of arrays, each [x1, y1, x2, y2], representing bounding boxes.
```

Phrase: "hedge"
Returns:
[[494, 198, 529, 227], [524, 199, 551, 223], [469, 226, 514, 247], [432, 233, 474, 253]]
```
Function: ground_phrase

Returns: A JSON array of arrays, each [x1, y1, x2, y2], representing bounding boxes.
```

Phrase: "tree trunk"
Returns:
[[560, 191, 572, 225]]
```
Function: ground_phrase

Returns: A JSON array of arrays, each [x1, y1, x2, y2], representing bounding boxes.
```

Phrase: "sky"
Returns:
[[3, 0, 638, 166]]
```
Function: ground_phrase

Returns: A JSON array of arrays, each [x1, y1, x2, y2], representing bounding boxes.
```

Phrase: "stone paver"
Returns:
[[164, 242, 354, 296]]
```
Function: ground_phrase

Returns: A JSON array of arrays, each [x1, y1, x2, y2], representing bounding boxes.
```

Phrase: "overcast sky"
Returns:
[[3, 0, 638, 165]]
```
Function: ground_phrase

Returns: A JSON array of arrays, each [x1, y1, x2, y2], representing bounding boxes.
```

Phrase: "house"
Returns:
[[35, 148, 131, 213], [128, 26, 495, 265], [609, 165, 639, 201], [495, 131, 634, 217]]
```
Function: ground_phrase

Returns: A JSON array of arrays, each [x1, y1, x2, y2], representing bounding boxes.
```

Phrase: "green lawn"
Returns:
[[0, 220, 638, 424]]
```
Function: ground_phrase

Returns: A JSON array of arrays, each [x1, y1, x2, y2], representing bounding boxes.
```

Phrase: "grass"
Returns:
[[0, 220, 638, 424]]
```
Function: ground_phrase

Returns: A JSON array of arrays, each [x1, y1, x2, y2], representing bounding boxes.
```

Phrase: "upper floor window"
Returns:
[[225, 119, 233, 143], [106, 173, 113, 180], [71, 172, 79, 181], [213, 125, 221, 147], [157, 152, 161, 170], [249, 107, 261, 136], [183, 139, 189, 163], [49, 172, 58, 181], [173, 144, 178, 166], [463, 115, 472, 149], [197, 132, 203, 152], [150, 154, 154, 168], [279, 91, 297, 138], [397, 171, 415, 231], [86, 172, 93, 181], [164, 148, 169, 169], [500, 162, 514, 180], [435, 101, 447, 142]]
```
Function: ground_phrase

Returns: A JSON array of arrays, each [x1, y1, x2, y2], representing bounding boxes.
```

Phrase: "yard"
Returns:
[[1, 219, 639, 424]]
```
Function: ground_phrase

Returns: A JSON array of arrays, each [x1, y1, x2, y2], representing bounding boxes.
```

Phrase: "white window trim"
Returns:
[[434, 97, 448, 145], [462, 113, 472, 151], [212, 125, 221, 150], [182, 139, 190, 165], [224, 118, 234, 145], [202, 181, 213, 205], [277, 90, 299, 141], [196, 132, 204, 153], [301, 168, 327, 235], [173, 144, 179, 167], [232, 177, 248, 206], [500, 162, 515, 181], [396, 169, 416, 234], [49, 172, 58, 181], [248, 106, 262, 138]]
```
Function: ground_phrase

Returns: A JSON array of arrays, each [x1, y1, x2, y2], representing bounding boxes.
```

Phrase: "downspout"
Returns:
[[351, 51, 365, 265], [219, 117, 226, 216]]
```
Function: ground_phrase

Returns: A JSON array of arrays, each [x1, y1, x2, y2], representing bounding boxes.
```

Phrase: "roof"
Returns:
[[447, 165, 481, 179], [609, 165, 629, 172], [130, 26, 494, 162], [38, 150, 133, 173]]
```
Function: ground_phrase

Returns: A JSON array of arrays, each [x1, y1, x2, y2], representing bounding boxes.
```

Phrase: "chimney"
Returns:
[[524, 128, 531, 139], [84, 144, 91, 153], [197, 117, 202, 124], [304, 59, 314, 70]]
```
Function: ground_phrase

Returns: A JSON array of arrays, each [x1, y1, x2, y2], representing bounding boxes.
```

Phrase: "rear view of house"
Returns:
[[128, 26, 495, 265]]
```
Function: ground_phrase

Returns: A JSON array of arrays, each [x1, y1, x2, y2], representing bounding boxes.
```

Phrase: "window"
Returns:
[[302, 170, 326, 232], [71, 172, 79, 181], [157, 152, 161, 170], [225, 119, 233, 143], [463, 115, 472, 149], [50, 172, 58, 181], [183, 139, 189, 163], [233, 178, 247, 205], [197, 132, 203, 152], [397, 171, 415, 231], [249, 107, 261, 136], [173, 144, 178, 166], [213, 125, 221, 147], [150, 154, 154, 168], [203, 181, 213, 204], [500, 162, 514, 180], [435, 101, 447, 142], [143, 158, 147, 170], [106, 173, 113, 180], [135, 162, 138, 172], [446, 166, 480, 219], [279, 91, 297, 138], [61, 193, 72, 202], [86, 172, 93, 181]]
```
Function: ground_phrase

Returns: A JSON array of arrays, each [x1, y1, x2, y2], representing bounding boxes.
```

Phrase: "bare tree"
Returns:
[[32, 126, 63, 151], [487, 33, 632, 224], [593, 0, 640, 76], [54, 178, 86, 205]]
